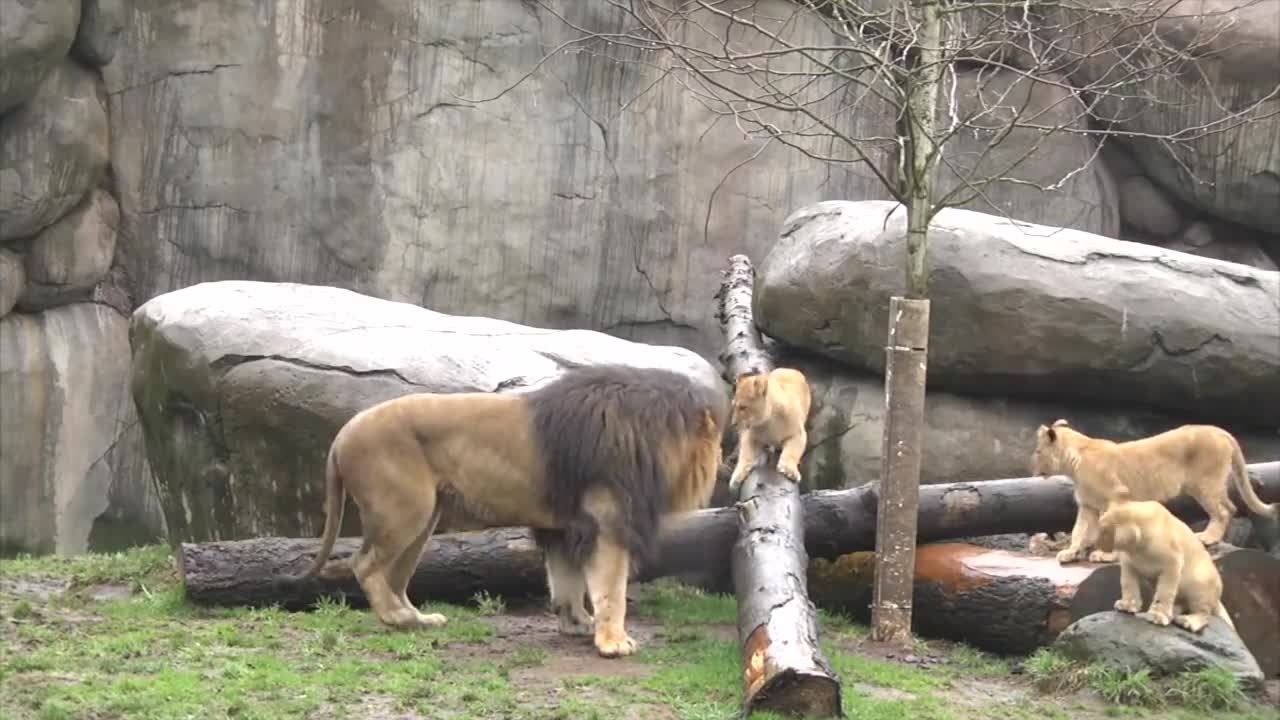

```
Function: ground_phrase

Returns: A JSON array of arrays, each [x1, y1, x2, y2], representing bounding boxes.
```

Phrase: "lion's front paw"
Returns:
[[1137, 609, 1171, 626], [1088, 550, 1117, 563], [1114, 598, 1141, 614], [1056, 548, 1081, 564], [594, 631, 638, 658], [776, 461, 801, 483], [1193, 531, 1220, 547], [728, 468, 748, 492]]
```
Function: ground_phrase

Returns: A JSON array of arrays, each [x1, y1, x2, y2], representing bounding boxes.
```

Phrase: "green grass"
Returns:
[[2, 547, 1276, 720]]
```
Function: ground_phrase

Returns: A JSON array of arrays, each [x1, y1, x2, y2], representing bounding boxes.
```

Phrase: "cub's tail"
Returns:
[[1227, 435, 1275, 518], [1213, 602, 1237, 632]]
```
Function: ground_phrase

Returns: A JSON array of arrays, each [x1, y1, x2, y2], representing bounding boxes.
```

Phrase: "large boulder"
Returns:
[[1053, 611, 1264, 692], [129, 280, 728, 544], [17, 190, 119, 310], [0, 303, 162, 557], [0, 60, 111, 243], [103, 0, 895, 358], [0, 0, 80, 114], [755, 201, 1280, 427], [788, 354, 1280, 490]]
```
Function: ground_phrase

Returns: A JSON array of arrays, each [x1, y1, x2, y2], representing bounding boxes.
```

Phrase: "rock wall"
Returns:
[[0, 0, 160, 556]]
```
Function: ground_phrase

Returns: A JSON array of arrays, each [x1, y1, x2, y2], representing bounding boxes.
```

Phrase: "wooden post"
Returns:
[[871, 297, 930, 645]]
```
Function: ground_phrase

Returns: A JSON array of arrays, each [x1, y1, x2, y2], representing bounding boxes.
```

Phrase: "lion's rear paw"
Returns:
[[1056, 548, 1081, 564], [1088, 550, 1117, 563], [776, 461, 801, 483], [1172, 614, 1209, 634], [594, 631, 638, 658], [414, 612, 448, 628], [1114, 598, 1141, 614], [557, 610, 594, 637], [1137, 609, 1171, 626]]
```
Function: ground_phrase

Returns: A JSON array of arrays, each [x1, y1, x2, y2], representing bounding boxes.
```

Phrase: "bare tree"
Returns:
[[464, 0, 1279, 682]]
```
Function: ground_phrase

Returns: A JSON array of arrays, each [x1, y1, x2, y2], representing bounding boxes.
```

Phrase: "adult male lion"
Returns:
[[297, 364, 728, 658], [1031, 419, 1277, 565]]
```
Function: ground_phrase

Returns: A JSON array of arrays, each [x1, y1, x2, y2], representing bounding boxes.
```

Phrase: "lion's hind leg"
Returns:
[[1189, 485, 1235, 547], [386, 503, 447, 629], [352, 478, 443, 630]]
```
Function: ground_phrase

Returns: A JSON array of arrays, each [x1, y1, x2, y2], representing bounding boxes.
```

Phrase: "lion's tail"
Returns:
[[1227, 435, 1275, 518], [1214, 601, 1236, 632], [301, 447, 346, 579]]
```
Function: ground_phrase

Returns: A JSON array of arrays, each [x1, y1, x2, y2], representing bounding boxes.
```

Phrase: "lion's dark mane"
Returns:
[[526, 363, 726, 572]]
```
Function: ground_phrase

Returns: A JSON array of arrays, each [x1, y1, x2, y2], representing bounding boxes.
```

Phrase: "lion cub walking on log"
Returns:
[[1031, 419, 1276, 566], [727, 368, 812, 493], [295, 364, 728, 659], [1099, 488, 1236, 634]]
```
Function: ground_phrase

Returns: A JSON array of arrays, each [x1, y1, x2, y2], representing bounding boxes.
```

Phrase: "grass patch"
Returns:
[[1024, 648, 1261, 715], [3, 546, 1276, 720]]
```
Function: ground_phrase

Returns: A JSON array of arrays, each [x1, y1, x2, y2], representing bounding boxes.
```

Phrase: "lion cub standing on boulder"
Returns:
[[728, 368, 812, 493], [1031, 419, 1276, 565], [1099, 488, 1236, 634]]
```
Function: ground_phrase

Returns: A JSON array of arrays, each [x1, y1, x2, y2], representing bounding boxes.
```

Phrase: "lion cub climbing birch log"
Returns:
[[727, 368, 812, 493], [293, 364, 728, 659], [1031, 419, 1277, 565], [1099, 489, 1236, 634]]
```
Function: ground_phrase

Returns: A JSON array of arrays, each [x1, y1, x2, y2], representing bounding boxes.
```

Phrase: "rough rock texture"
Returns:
[[71, 0, 125, 68], [129, 280, 728, 544], [104, 0, 894, 359], [1041, 0, 1280, 236], [0, 303, 162, 557], [790, 354, 1280, 491], [1118, 175, 1183, 238], [927, 70, 1118, 238], [17, 190, 119, 311], [0, 248, 24, 317], [0, 60, 110, 243], [1053, 611, 1264, 691], [1157, 221, 1279, 273], [0, 0, 81, 114], [755, 201, 1280, 426]]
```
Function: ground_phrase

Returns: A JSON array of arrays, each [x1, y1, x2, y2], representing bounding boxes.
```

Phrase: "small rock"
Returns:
[[18, 190, 120, 311], [1053, 611, 1264, 691], [0, 248, 24, 317], [71, 0, 126, 67]]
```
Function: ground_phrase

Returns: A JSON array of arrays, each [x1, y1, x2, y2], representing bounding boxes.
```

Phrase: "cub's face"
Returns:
[[1030, 424, 1065, 478], [731, 374, 769, 428]]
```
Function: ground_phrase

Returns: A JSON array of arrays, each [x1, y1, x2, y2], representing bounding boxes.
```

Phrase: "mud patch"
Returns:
[[0, 576, 71, 601]]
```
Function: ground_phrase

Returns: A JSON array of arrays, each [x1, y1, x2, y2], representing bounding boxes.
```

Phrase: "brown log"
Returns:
[[1067, 545, 1280, 678], [715, 254, 842, 717], [810, 543, 1103, 655], [177, 462, 1280, 612]]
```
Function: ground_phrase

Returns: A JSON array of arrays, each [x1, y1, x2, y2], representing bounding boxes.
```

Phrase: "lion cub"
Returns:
[[728, 367, 812, 493], [1030, 419, 1276, 565], [1099, 489, 1236, 634]]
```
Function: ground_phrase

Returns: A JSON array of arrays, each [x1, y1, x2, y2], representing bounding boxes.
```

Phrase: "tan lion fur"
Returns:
[[1099, 490, 1236, 634], [297, 364, 728, 659], [1030, 419, 1275, 565], [728, 367, 812, 492]]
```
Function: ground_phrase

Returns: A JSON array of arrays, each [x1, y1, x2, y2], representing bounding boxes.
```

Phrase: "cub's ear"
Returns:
[[1051, 418, 1070, 428]]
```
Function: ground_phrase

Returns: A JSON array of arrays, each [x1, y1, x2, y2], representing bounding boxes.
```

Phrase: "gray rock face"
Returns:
[[0, 303, 162, 557], [0, 60, 110, 243], [0, 0, 80, 114], [104, 0, 894, 358], [71, 0, 125, 67], [789, 354, 1280, 491], [18, 190, 119, 310], [755, 201, 1280, 426], [929, 70, 1118, 239], [1053, 611, 1264, 691], [0, 248, 23, 317], [1041, 0, 1280, 236], [129, 280, 728, 544]]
